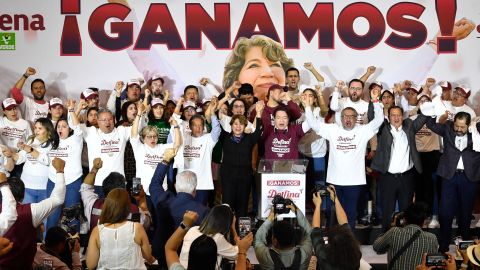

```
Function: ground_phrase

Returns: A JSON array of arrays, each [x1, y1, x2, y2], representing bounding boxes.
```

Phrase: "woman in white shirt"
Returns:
[[130, 104, 181, 195], [45, 106, 84, 230], [86, 188, 156, 269], [13, 117, 59, 204], [179, 205, 239, 270]]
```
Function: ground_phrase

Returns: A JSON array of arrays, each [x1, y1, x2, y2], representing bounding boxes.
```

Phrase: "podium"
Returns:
[[258, 159, 308, 219]]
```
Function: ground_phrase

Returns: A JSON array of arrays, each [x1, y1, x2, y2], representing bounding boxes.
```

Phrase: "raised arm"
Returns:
[[165, 211, 199, 268], [328, 186, 348, 225], [366, 100, 384, 133], [169, 118, 182, 149], [315, 85, 329, 117], [304, 62, 325, 83], [10, 67, 36, 104], [107, 81, 125, 114], [173, 97, 184, 117], [149, 149, 175, 208], [329, 81, 345, 112], [31, 158, 66, 227], [359, 66, 376, 83]]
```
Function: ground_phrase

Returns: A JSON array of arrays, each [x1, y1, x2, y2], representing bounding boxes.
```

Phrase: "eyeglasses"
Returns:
[[349, 87, 363, 91], [98, 119, 113, 122], [145, 135, 157, 139], [342, 115, 357, 120]]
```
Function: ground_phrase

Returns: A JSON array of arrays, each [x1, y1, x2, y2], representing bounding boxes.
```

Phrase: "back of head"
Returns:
[[404, 202, 428, 226], [99, 188, 130, 224], [272, 220, 295, 248], [7, 176, 24, 202], [102, 172, 126, 196], [187, 234, 217, 270], [45, 226, 68, 249], [199, 205, 233, 237], [325, 225, 361, 270], [176, 170, 197, 194]]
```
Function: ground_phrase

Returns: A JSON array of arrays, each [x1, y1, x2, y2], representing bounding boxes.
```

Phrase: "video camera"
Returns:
[[272, 195, 293, 215], [60, 204, 84, 235], [313, 184, 328, 197]]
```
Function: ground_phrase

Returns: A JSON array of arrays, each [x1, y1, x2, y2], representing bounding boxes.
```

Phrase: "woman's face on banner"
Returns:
[[238, 46, 285, 101]]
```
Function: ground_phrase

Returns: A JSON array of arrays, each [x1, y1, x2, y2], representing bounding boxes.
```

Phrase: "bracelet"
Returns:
[[23, 73, 29, 79], [461, 263, 468, 268], [174, 125, 180, 129], [56, 171, 64, 174]]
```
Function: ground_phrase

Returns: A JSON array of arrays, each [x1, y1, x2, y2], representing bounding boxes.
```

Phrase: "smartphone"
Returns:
[[459, 240, 475, 250], [425, 253, 447, 267], [132, 177, 141, 196], [238, 217, 251, 238]]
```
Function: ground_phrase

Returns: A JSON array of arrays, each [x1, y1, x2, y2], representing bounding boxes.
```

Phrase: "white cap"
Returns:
[[49, 97, 63, 108], [183, 101, 197, 109], [151, 98, 164, 107], [2, 98, 17, 110], [127, 79, 141, 87]]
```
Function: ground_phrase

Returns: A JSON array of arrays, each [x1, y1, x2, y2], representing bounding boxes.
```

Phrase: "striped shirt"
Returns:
[[373, 224, 438, 270]]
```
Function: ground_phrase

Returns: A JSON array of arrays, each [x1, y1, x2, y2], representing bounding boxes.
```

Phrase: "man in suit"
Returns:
[[426, 111, 480, 252], [149, 149, 210, 267], [371, 105, 428, 231]]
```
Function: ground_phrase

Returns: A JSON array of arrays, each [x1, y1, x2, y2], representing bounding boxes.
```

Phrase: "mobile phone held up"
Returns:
[[238, 217, 251, 238], [132, 177, 141, 196]]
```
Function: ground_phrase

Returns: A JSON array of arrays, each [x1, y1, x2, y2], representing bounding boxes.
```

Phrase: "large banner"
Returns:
[[0, 0, 479, 111]]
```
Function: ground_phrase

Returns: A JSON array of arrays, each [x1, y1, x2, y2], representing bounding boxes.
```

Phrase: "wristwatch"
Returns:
[[179, 222, 190, 230]]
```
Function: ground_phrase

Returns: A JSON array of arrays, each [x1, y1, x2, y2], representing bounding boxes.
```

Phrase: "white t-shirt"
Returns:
[[305, 103, 384, 186], [298, 107, 327, 158], [330, 92, 369, 125], [179, 132, 217, 190], [0, 146, 11, 177], [20, 97, 49, 124], [0, 117, 32, 151], [443, 101, 477, 121], [219, 114, 255, 133], [48, 125, 83, 185], [130, 136, 173, 195], [83, 126, 131, 186], [179, 226, 238, 269], [16, 138, 52, 190]]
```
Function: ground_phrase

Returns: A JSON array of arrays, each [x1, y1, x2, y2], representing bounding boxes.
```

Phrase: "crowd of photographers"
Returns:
[[0, 62, 480, 270]]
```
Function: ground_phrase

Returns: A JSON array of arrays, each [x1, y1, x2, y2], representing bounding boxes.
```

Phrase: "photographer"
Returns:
[[254, 198, 312, 270], [415, 253, 456, 270], [373, 202, 438, 270], [310, 185, 368, 270], [33, 226, 81, 269]]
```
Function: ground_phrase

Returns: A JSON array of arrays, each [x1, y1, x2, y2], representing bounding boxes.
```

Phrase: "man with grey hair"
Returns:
[[149, 149, 209, 267], [70, 108, 133, 196]]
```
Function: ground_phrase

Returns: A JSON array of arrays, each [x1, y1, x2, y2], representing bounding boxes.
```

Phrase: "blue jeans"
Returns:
[[45, 177, 83, 231], [24, 188, 47, 204], [331, 184, 363, 230]]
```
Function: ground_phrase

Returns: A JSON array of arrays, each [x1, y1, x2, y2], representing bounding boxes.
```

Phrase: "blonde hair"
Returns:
[[140, 125, 158, 143], [223, 35, 294, 91]]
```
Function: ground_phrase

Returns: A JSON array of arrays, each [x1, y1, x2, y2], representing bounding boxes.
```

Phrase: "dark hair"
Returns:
[[102, 172, 126, 196], [99, 188, 131, 224], [380, 90, 394, 100], [149, 77, 164, 85], [239, 83, 254, 96], [119, 101, 136, 125], [148, 103, 166, 122], [272, 220, 295, 248], [299, 88, 320, 110], [199, 205, 234, 240], [273, 106, 290, 120], [404, 202, 428, 226], [184, 85, 199, 95], [286, 67, 299, 76], [388, 105, 404, 116], [348, 79, 365, 89], [55, 118, 74, 138], [86, 107, 99, 127], [228, 98, 248, 117], [7, 176, 24, 202], [187, 234, 218, 270], [324, 225, 362, 270], [29, 118, 59, 149], [30, 78, 45, 90], [189, 114, 205, 130], [44, 226, 74, 269], [454, 111, 472, 126]]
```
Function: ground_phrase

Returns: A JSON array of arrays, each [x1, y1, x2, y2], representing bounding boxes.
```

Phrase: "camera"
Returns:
[[61, 204, 84, 234], [458, 240, 475, 250], [132, 177, 141, 196], [62, 204, 83, 220], [272, 195, 292, 215], [425, 253, 447, 267], [313, 184, 328, 197]]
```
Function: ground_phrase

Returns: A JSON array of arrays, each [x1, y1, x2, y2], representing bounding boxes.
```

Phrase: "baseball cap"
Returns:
[[183, 101, 197, 109], [407, 84, 423, 94], [151, 98, 164, 107], [80, 89, 98, 100], [49, 97, 64, 109], [369, 81, 383, 90], [380, 89, 394, 97], [417, 92, 432, 101], [2, 98, 17, 110], [127, 79, 141, 87], [455, 85, 471, 98], [150, 75, 164, 84], [439, 81, 452, 91]]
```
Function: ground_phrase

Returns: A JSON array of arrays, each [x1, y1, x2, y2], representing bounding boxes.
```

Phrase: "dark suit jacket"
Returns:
[[371, 114, 427, 174], [426, 117, 480, 181]]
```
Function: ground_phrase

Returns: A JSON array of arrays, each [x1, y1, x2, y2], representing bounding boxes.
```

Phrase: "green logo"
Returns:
[[0, 33, 16, 50]]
